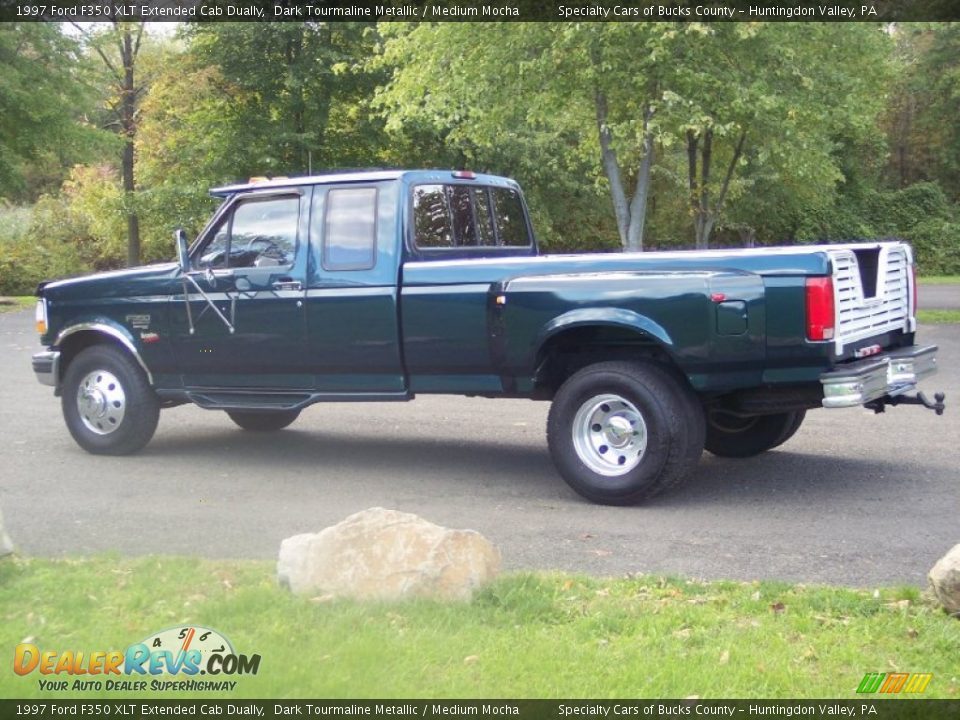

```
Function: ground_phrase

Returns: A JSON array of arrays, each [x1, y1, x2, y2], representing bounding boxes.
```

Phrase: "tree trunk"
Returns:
[[120, 25, 140, 267], [688, 128, 746, 251], [594, 90, 630, 249], [625, 107, 655, 252]]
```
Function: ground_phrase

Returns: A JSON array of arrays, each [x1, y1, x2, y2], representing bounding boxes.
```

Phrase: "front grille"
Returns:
[[828, 243, 912, 354]]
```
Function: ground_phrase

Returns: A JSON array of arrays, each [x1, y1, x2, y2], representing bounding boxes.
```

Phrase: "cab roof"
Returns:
[[209, 169, 518, 197]]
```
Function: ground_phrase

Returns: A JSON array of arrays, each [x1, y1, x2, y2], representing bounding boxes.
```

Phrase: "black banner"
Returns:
[[2, 0, 960, 23], [2, 700, 960, 720]]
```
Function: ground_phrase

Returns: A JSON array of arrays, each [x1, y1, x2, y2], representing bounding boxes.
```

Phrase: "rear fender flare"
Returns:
[[536, 308, 675, 355]]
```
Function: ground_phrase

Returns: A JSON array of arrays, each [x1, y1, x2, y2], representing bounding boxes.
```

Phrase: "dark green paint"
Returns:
[[34, 170, 897, 409]]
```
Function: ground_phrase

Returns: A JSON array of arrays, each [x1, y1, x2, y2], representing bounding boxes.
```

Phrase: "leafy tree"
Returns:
[[0, 24, 106, 201], [70, 20, 149, 266], [885, 23, 960, 199], [377, 22, 891, 251], [177, 22, 386, 177], [376, 23, 665, 251]]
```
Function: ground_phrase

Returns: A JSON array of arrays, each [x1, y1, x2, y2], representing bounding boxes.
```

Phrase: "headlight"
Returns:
[[35, 299, 47, 335]]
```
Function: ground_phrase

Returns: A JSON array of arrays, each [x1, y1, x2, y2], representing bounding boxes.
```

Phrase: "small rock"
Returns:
[[277, 508, 500, 601], [929, 543, 960, 615], [463, 655, 479, 665]]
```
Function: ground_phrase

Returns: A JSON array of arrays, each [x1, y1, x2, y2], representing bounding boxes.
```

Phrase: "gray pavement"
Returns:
[[919, 283, 960, 310], [1, 308, 957, 587]]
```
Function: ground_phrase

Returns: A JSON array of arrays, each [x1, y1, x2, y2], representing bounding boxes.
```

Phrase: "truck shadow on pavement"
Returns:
[[142, 425, 923, 507]]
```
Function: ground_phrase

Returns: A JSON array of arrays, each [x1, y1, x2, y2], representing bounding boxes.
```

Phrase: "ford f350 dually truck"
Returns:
[[32, 170, 945, 504]]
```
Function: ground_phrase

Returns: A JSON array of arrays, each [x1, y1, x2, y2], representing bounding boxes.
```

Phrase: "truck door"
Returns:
[[170, 190, 311, 389], [303, 182, 406, 395]]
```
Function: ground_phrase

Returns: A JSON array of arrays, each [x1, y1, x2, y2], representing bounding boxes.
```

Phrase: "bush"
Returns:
[[0, 196, 93, 296], [906, 219, 960, 275]]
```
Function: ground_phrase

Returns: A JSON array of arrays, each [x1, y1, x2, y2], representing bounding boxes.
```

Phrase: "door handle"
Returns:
[[272, 278, 302, 291]]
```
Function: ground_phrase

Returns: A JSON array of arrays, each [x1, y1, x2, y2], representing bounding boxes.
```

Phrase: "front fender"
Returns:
[[53, 318, 154, 385]]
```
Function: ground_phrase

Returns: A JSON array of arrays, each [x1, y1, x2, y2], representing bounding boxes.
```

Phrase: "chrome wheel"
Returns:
[[571, 393, 648, 477], [76, 369, 126, 435]]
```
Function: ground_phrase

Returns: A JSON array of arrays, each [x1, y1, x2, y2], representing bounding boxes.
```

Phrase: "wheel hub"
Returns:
[[572, 393, 648, 477], [76, 370, 126, 435]]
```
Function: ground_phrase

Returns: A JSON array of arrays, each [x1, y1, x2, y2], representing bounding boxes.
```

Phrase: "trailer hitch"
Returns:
[[866, 391, 946, 415]]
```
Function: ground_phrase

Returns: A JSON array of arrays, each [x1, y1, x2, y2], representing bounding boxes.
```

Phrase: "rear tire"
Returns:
[[226, 409, 300, 432], [62, 345, 160, 455], [547, 361, 704, 505], [705, 410, 805, 458]]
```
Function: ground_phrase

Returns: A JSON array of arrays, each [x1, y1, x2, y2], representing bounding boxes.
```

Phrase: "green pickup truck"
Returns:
[[32, 170, 944, 504]]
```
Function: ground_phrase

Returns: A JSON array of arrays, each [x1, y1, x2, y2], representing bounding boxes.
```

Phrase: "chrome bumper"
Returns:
[[820, 345, 938, 409], [32, 350, 60, 388]]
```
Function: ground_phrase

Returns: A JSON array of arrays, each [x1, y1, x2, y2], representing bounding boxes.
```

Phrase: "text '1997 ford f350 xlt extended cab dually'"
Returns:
[[32, 170, 946, 505]]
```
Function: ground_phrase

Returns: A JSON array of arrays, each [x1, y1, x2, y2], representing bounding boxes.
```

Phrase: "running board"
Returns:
[[183, 389, 412, 411]]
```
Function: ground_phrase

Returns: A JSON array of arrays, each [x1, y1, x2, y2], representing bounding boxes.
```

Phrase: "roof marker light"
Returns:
[[452, 171, 477, 179]]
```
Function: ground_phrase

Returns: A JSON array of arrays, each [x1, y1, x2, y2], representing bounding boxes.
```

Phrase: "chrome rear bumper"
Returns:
[[820, 345, 938, 409]]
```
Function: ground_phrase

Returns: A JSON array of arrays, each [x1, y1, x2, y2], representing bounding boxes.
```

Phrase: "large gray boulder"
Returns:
[[0, 504, 14, 556], [929, 543, 960, 615], [278, 507, 500, 601]]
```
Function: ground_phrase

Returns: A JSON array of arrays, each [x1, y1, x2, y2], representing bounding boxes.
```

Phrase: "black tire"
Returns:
[[772, 410, 806, 449], [547, 361, 704, 506], [704, 409, 805, 458], [61, 345, 160, 455], [226, 409, 300, 432]]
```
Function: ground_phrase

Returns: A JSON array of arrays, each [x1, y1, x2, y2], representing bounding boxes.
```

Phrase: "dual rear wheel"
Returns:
[[547, 361, 705, 506], [546, 361, 806, 505]]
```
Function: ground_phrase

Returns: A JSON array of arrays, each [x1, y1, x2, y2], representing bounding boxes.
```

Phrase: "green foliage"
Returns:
[[0, 196, 93, 296], [0, 24, 111, 202], [906, 219, 960, 275]]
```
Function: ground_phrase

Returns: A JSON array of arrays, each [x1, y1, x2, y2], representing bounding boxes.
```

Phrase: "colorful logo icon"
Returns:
[[13, 625, 260, 692], [857, 672, 932, 694]]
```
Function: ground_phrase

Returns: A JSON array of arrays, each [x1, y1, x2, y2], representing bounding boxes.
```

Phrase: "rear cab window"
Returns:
[[410, 183, 533, 257]]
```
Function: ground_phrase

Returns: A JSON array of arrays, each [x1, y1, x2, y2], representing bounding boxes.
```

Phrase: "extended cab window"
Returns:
[[413, 184, 530, 250], [323, 188, 377, 271], [197, 196, 299, 270]]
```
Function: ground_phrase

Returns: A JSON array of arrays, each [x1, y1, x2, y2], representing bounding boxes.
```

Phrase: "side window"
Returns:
[[492, 188, 529, 247], [413, 185, 453, 248], [413, 183, 530, 250], [473, 188, 495, 246], [196, 196, 299, 270], [323, 188, 377, 271], [449, 185, 477, 247]]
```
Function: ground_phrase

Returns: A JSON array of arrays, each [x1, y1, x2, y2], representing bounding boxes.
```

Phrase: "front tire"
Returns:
[[704, 410, 805, 458], [62, 345, 160, 455], [226, 409, 300, 432], [547, 362, 704, 505]]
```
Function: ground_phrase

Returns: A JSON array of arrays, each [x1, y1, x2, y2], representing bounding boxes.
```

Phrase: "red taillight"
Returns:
[[805, 276, 835, 341], [452, 170, 476, 179]]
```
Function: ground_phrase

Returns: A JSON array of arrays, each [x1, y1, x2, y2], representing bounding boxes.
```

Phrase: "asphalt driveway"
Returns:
[[2, 308, 957, 587]]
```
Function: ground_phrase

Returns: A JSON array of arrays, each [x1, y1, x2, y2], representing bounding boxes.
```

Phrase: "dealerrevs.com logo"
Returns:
[[14, 626, 261, 692]]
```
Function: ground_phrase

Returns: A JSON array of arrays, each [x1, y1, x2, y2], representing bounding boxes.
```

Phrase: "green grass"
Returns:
[[918, 275, 960, 285], [0, 296, 32, 313], [917, 308, 960, 324], [1, 556, 957, 699]]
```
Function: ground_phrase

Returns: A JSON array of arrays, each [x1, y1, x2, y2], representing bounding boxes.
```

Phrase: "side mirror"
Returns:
[[174, 228, 190, 272]]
